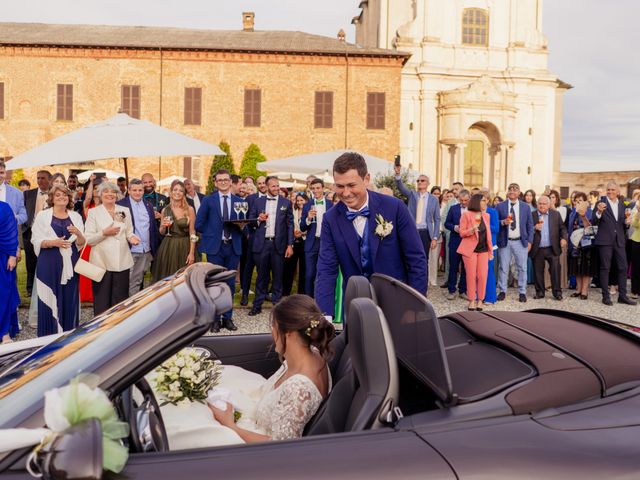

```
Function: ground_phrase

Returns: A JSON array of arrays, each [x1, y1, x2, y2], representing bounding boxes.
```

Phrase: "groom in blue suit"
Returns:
[[196, 169, 244, 332], [315, 152, 427, 318]]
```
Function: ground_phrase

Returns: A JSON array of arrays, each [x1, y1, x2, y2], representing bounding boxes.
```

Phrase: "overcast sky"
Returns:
[[3, 0, 638, 172]]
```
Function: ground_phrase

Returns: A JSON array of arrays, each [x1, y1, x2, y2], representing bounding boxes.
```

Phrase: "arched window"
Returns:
[[462, 8, 489, 46]]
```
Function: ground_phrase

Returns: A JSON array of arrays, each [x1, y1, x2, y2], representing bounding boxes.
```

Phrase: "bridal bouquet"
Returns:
[[155, 349, 222, 406]]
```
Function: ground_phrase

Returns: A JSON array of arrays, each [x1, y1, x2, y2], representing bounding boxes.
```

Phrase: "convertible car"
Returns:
[[1, 263, 640, 479]]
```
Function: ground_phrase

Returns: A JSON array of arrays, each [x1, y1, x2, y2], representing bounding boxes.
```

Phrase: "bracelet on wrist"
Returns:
[[190, 234, 199, 243]]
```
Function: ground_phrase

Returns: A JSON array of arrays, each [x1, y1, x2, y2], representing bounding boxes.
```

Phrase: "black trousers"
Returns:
[[239, 234, 249, 292], [630, 240, 640, 295], [241, 236, 256, 297], [598, 244, 628, 298], [93, 269, 130, 316], [533, 247, 561, 296], [283, 240, 305, 296], [22, 228, 37, 295], [253, 240, 284, 309]]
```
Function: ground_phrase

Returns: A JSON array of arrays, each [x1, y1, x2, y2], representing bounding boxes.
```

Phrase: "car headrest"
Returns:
[[345, 297, 397, 431], [344, 276, 376, 320]]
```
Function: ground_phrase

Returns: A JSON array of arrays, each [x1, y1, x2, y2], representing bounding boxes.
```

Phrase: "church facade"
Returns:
[[354, 0, 571, 194]]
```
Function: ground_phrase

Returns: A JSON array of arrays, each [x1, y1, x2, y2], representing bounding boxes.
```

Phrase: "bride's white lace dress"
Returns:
[[156, 361, 330, 450]]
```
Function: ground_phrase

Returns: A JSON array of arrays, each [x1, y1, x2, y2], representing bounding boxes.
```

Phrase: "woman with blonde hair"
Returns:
[[85, 182, 140, 315], [152, 180, 196, 281], [31, 185, 85, 335]]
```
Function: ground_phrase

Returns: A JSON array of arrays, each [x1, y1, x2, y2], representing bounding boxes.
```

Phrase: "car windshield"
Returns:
[[0, 275, 182, 427]]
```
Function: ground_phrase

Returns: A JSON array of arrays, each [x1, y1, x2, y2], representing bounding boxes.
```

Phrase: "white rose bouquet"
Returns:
[[155, 349, 222, 406]]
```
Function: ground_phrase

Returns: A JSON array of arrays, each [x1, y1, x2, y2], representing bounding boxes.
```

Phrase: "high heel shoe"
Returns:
[[570, 292, 581, 298], [580, 294, 588, 300]]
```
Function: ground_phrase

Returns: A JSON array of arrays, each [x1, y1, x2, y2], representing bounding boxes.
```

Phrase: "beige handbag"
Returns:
[[74, 244, 106, 283]]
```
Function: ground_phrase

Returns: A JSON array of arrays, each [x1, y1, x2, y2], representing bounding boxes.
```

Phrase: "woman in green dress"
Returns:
[[152, 181, 196, 282]]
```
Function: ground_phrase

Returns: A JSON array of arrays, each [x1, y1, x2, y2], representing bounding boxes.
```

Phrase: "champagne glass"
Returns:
[[163, 213, 174, 237], [310, 205, 317, 223], [625, 208, 631, 219], [233, 202, 242, 219], [507, 213, 513, 224], [241, 202, 249, 219]]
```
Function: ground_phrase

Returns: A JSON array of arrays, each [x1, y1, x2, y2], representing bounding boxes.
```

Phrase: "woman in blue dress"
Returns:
[[0, 201, 20, 343], [484, 193, 500, 304], [31, 186, 85, 336]]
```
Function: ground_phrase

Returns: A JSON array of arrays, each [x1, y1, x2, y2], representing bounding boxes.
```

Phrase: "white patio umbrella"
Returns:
[[157, 175, 186, 187], [76, 169, 125, 182], [5, 112, 225, 180], [263, 149, 399, 178]]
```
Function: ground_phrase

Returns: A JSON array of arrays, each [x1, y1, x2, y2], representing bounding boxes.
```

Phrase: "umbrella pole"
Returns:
[[123, 157, 129, 184]]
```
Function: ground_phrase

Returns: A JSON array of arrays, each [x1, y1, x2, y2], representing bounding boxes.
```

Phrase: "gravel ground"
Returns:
[[15, 277, 639, 341]]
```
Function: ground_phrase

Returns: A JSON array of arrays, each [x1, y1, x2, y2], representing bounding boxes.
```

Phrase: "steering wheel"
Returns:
[[121, 378, 169, 453]]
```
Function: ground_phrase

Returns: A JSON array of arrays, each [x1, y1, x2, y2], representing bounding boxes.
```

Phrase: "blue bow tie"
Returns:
[[345, 206, 370, 222]]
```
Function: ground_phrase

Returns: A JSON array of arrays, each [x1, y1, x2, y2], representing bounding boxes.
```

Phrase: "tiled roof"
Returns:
[[0, 22, 408, 58]]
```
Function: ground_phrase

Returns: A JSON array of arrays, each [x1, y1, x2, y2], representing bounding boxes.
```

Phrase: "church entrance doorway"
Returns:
[[464, 122, 502, 192]]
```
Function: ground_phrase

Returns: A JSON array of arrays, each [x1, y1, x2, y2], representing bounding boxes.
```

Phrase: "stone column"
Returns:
[[454, 143, 466, 184], [488, 144, 501, 193]]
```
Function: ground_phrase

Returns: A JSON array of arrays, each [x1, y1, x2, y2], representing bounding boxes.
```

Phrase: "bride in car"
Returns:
[[208, 294, 335, 442]]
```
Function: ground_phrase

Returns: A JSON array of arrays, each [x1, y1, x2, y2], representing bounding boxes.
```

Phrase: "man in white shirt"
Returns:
[[300, 178, 333, 297]]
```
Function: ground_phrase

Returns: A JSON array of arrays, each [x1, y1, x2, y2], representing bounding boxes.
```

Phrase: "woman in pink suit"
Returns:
[[457, 194, 494, 311]]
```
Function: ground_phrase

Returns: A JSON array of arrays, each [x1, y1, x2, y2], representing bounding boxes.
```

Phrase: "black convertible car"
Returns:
[[1, 263, 640, 479]]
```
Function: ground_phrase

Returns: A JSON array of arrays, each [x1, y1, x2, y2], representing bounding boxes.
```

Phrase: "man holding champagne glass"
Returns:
[[530, 195, 567, 301]]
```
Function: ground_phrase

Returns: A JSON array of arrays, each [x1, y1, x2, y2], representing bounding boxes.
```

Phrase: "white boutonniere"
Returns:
[[280, 206, 287, 211], [114, 211, 126, 223], [375, 214, 393, 239]]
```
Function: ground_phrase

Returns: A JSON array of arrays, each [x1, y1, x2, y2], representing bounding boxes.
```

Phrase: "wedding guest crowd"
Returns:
[[1, 155, 639, 341]]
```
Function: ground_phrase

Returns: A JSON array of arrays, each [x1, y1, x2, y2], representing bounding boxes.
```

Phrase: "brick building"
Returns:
[[0, 16, 408, 185]]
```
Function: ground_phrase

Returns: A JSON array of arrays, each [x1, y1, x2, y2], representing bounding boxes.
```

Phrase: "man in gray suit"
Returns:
[[394, 164, 440, 294]]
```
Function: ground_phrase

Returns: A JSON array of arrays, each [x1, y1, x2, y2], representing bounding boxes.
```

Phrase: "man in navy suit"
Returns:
[[117, 178, 160, 297], [444, 190, 470, 300], [196, 169, 245, 331], [240, 175, 268, 305], [591, 181, 636, 306], [300, 178, 333, 297], [496, 183, 534, 303], [247, 176, 294, 316], [315, 152, 427, 318], [394, 164, 440, 294]]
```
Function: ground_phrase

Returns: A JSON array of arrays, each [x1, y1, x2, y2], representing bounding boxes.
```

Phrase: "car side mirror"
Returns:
[[39, 418, 103, 480]]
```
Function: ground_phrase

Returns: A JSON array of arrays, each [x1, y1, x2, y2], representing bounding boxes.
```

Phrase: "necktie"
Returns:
[[416, 194, 425, 225], [510, 203, 517, 231], [345, 206, 370, 222], [222, 195, 230, 240], [359, 217, 373, 278]]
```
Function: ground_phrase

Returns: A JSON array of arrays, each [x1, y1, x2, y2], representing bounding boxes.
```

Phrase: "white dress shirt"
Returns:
[[189, 194, 201, 214], [508, 201, 521, 239], [0, 183, 6, 202], [265, 195, 278, 238], [607, 197, 619, 221], [313, 197, 326, 237], [347, 194, 369, 238]]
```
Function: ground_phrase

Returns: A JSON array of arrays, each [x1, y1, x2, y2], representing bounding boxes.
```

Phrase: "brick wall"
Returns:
[[0, 46, 403, 185]]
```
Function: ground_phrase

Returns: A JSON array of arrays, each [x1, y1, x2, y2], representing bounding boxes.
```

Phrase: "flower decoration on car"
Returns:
[[374, 214, 393, 239], [154, 349, 222, 407]]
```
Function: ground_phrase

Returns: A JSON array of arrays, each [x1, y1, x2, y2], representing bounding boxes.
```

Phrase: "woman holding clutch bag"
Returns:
[[31, 185, 85, 336], [85, 182, 140, 315]]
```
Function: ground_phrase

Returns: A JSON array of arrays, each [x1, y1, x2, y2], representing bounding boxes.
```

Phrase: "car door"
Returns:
[[117, 429, 457, 480]]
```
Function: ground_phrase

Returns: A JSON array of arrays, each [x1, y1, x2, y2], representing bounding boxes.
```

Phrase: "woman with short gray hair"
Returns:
[[85, 182, 141, 315]]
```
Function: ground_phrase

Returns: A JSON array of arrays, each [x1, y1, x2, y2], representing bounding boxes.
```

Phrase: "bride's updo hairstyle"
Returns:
[[271, 295, 336, 361]]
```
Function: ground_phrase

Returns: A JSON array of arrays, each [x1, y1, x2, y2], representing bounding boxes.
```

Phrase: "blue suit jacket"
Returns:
[[4, 184, 27, 225], [315, 191, 427, 316], [394, 178, 440, 240], [196, 192, 244, 256], [444, 204, 464, 248], [496, 200, 534, 248], [591, 196, 628, 248], [299, 198, 333, 253], [116, 197, 160, 257], [248, 196, 294, 255]]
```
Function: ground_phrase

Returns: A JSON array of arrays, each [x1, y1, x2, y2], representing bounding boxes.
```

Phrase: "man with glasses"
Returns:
[[394, 165, 440, 294], [196, 169, 245, 331], [496, 183, 534, 302]]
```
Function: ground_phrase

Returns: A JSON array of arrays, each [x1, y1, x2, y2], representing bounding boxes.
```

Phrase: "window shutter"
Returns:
[[184, 88, 202, 126], [314, 91, 333, 129], [57, 84, 73, 121], [121, 85, 141, 119], [244, 89, 261, 127], [366, 92, 385, 130], [183, 156, 192, 178]]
